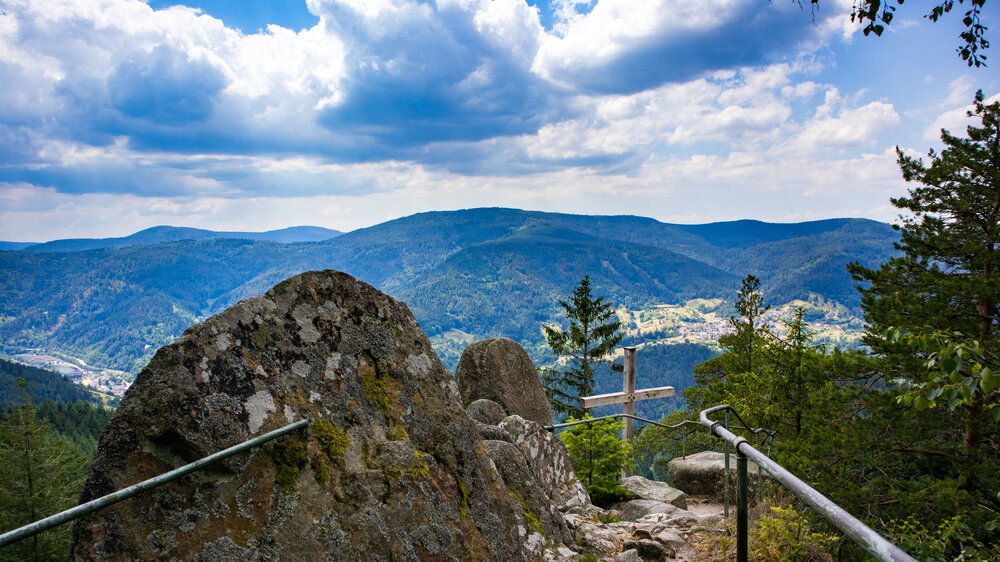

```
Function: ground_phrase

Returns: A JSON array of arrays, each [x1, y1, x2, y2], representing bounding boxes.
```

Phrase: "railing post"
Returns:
[[724, 409, 730, 518], [737, 449, 749, 562], [621, 346, 636, 478]]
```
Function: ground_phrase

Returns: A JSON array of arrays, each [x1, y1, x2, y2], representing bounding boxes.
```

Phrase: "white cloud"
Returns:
[[796, 99, 899, 150], [533, 0, 855, 93], [923, 91, 1000, 141], [0, 0, 964, 243]]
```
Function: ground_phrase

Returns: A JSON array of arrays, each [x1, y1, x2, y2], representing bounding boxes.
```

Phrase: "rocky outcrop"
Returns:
[[667, 450, 760, 500], [500, 415, 591, 512], [70, 271, 573, 561], [456, 338, 554, 427]]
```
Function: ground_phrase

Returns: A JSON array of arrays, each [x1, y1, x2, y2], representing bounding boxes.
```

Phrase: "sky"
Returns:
[[0, 0, 998, 242]]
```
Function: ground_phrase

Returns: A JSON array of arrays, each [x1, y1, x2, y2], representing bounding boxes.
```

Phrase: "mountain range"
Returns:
[[0, 208, 898, 388], [5, 225, 342, 253]]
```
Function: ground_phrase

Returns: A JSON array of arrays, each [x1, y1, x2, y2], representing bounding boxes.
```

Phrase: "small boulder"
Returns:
[[616, 499, 678, 522], [456, 338, 554, 426], [652, 529, 686, 551], [667, 450, 760, 500], [623, 537, 671, 560], [610, 549, 644, 562], [466, 398, 507, 425], [620, 475, 687, 509], [562, 514, 619, 556]]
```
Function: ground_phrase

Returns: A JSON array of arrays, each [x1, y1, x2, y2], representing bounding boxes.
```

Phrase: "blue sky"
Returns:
[[0, 0, 997, 241]]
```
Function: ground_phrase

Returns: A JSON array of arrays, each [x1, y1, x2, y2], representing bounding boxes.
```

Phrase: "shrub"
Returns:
[[559, 415, 631, 507], [752, 505, 837, 562], [887, 515, 1000, 561]]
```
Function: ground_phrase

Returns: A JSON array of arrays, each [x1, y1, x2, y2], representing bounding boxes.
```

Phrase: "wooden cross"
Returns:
[[580, 346, 675, 476]]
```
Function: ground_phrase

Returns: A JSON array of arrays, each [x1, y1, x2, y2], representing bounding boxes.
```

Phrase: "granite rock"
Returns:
[[70, 270, 567, 561], [456, 338, 554, 427], [620, 475, 687, 509]]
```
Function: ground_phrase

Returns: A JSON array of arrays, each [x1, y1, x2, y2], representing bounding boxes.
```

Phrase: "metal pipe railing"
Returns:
[[0, 418, 310, 549], [699, 405, 915, 562]]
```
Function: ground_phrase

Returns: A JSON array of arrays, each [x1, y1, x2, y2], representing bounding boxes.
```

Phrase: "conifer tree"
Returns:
[[686, 275, 772, 415], [543, 275, 623, 419], [0, 381, 87, 560], [849, 90, 1000, 511]]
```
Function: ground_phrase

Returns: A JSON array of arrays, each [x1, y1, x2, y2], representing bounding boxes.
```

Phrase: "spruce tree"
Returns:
[[543, 275, 623, 419], [686, 275, 772, 416], [0, 382, 87, 560]]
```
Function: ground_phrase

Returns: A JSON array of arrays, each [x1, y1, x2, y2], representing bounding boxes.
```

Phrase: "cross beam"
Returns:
[[580, 347, 674, 477], [580, 386, 676, 409]]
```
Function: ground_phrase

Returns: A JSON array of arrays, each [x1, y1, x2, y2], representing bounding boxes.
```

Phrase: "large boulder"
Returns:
[[667, 450, 760, 500], [70, 271, 572, 561], [456, 338, 554, 427]]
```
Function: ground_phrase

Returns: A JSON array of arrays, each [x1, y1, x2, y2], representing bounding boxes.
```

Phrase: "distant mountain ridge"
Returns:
[[15, 225, 343, 253], [0, 208, 899, 377], [0, 241, 37, 251]]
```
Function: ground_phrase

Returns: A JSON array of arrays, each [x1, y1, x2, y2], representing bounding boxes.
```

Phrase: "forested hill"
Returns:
[[16, 225, 342, 253], [0, 208, 898, 377], [0, 358, 106, 407]]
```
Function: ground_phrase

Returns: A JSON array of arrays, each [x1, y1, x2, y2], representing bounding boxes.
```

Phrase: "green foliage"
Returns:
[[849, 92, 1000, 517], [33, 400, 114, 457], [678, 91, 1000, 558], [846, 0, 990, 66], [887, 515, 1000, 561], [887, 327, 1000, 419], [686, 275, 778, 427], [559, 416, 631, 507], [0, 389, 88, 560], [543, 275, 624, 419], [752, 506, 837, 562], [579, 554, 599, 562]]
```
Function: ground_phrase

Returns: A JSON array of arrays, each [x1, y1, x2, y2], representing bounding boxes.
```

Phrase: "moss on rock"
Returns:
[[362, 372, 393, 420], [312, 457, 330, 488], [312, 419, 351, 459], [270, 439, 308, 492]]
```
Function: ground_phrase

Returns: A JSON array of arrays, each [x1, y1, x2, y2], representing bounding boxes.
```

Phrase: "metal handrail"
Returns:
[[700, 405, 915, 562], [0, 418, 310, 549], [546, 413, 701, 431], [547, 412, 773, 437]]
